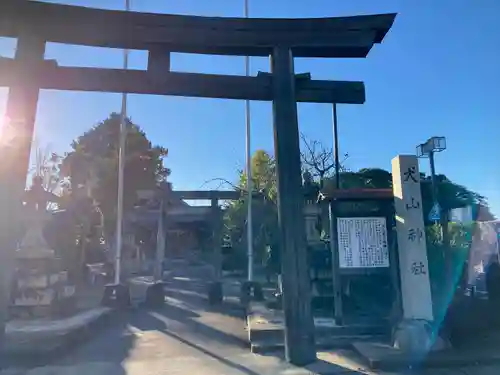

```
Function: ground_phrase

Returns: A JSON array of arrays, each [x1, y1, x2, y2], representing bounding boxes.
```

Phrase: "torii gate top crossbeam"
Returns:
[[0, 1, 395, 58]]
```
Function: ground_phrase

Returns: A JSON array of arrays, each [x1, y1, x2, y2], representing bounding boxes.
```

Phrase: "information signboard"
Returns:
[[337, 217, 389, 268]]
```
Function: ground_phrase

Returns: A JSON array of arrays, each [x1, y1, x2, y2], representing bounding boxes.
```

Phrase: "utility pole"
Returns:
[[330, 103, 343, 324], [244, 0, 254, 282], [114, 0, 130, 285], [332, 103, 340, 190]]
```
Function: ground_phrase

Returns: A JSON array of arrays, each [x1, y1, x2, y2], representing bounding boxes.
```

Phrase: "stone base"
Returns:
[[353, 339, 500, 370], [3, 307, 112, 367], [240, 281, 264, 307], [207, 281, 223, 305], [101, 283, 131, 309], [145, 282, 165, 308], [392, 319, 434, 354], [248, 301, 389, 354]]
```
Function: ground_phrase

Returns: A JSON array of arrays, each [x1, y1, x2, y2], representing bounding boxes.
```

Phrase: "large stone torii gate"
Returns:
[[0, 1, 395, 365]]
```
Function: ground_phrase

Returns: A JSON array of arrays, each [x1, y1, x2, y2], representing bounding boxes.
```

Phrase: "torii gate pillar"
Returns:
[[271, 47, 316, 365]]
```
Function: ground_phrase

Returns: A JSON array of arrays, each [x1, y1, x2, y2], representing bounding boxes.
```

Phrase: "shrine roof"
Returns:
[[128, 205, 213, 225], [0, 1, 396, 58], [319, 188, 394, 202]]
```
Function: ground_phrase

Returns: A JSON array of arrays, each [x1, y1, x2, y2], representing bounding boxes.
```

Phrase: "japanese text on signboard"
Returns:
[[337, 217, 389, 268]]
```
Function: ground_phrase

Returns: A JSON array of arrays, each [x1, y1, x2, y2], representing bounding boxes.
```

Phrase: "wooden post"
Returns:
[[147, 48, 171, 76], [386, 203, 403, 326], [271, 46, 316, 365], [211, 197, 222, 280], [207, 196, 224, 305], [441, 210, 452, 294], [153, 201, 166, 281], [0, 35, 45, 343], [1, 35, 45, 189], [328, 200, 343, 325]]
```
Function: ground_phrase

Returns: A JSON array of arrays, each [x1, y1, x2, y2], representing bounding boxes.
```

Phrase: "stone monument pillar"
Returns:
[[391, 155, 434, 352]]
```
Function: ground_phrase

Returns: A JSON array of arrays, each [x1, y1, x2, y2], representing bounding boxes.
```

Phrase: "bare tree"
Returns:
[[200, 177, 244, 192], [30, 144, 62, 194], [300, 133, 348, 186]]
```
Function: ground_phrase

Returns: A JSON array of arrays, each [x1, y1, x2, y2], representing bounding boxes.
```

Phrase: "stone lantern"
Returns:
[[10, 176, 76, 317]]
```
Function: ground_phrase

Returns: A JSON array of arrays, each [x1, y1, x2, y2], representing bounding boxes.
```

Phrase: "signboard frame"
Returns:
[[333, 210, 396, 276], [320, 188, 401, 325]]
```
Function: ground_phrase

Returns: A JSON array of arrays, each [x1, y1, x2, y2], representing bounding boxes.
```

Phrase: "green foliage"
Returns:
[[420, 174, 488, 222], [323, 168, 492, 223], [224, 150, 278, 266], [60, 113, 169, 234], [239, 150, 277, 202], [40, 113, 169, 279], [224, 150, 493, 273], [426, 222, 473, 323]]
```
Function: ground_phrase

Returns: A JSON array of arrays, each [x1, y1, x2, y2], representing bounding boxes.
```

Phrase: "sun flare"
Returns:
[[0, 116, 25, 148]]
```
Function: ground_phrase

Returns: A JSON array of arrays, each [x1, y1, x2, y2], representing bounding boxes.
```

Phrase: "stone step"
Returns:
[[248, 323, 390, 342], [250, 333, 388, 354]]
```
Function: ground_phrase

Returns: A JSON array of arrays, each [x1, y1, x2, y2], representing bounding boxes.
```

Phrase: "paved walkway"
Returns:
[[2, 261, 499, 375]]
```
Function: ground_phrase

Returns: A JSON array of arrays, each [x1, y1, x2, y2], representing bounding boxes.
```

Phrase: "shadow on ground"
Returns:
[[163, 277, 246, 320], [130, 310, 263, 375], [53, 311, 138, 366], [139, 302, 247, 348], [13, 307, 371, 375], [8, 265, 369, 375], [163, 287, 246, 320], [133, 308, 370, 375]]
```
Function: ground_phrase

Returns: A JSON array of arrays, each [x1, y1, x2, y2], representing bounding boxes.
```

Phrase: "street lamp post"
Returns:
[[416, 136, 447, 215], [428, 149, 438, 211], [416, 136, 450, 283]]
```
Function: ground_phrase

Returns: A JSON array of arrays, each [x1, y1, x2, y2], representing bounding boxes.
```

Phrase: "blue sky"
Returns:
[[0, 0, 499, 214]]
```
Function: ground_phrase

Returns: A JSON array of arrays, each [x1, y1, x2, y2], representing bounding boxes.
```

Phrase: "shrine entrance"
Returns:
[[126, 188, 241, 303], [0, 0, 395, 364], [169, 190, 240, 304]]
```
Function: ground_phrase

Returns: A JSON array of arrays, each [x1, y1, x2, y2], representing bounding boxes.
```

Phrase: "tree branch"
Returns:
[[300, 133, 338, 180], [200, 177, 245, 192]]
